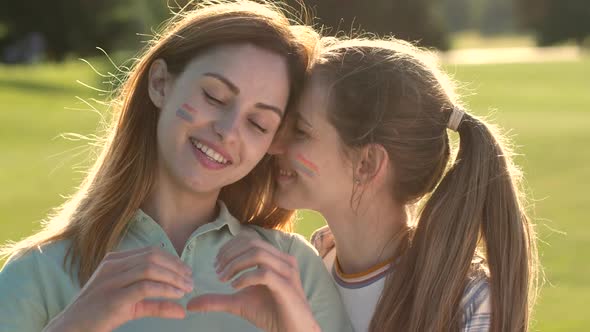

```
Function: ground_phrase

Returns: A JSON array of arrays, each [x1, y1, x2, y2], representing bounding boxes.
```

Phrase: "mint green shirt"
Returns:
[[0, 202, 353, 332]]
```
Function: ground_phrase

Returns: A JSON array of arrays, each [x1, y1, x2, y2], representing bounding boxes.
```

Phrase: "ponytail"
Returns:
[[371, 111, 538, 331]]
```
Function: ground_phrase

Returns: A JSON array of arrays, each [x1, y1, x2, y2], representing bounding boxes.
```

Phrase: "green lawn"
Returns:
[[1, 56, 589, 331]]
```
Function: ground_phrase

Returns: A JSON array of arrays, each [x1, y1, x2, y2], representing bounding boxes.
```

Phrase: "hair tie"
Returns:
[[447, 106, 465, 132]]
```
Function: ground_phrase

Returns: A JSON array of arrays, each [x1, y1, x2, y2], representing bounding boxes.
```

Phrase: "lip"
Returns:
[[277, 172, 297, 185], [193, 137, 234, 163], [190, 142, 229, 170], [275, 164, 298, 185], [189, 138, 234, 170]]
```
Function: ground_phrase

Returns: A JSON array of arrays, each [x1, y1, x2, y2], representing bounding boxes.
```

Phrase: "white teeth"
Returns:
[[190, 138, 229, 164], [279, 169, 296, 177]]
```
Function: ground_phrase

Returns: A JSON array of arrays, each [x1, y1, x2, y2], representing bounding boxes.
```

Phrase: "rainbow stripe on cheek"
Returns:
[[292, 153, 319, 177], [176, 103, 198, 123]]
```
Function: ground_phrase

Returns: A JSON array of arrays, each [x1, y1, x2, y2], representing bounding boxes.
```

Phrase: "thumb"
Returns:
[[134, 300, 186, 320], [186, 293, 243, 316]]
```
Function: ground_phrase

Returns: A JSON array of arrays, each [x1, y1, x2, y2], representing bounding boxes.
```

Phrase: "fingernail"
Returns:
[[175, 288, 185, 295], [184, 279, 194, 290]]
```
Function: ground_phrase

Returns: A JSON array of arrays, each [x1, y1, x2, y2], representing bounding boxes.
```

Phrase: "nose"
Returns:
[[213, 110, 240, 143]]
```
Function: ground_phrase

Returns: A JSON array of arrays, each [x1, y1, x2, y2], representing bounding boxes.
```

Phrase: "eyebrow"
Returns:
[[203, 72, 239, 94], [255, 103, 284, 118]]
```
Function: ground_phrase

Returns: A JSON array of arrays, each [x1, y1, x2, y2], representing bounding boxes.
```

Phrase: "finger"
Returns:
[[230, 269, 308, 310], [116, 261, 194, 293], [215, 236, 251, 267], [95, 247, 156, 276], [124, 247, 193, 277], [186, 293, 241, 316], [217, 246, 294, 283], [216, 237, 291, 274], [134, 299, 186, 320], [123, 280, 188, 303], [230, 268, 288, 293]]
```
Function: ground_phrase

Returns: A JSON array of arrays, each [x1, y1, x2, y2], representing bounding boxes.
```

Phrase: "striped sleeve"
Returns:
[[460, 277, 491, 332]]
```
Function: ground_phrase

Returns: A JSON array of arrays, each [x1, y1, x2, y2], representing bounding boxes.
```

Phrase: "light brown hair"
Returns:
[[1, 0, 319, 286], [313, 37, 539, 331]]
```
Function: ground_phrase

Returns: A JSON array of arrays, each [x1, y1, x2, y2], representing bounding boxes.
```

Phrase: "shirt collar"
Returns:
[[129, 200, 243, 240]]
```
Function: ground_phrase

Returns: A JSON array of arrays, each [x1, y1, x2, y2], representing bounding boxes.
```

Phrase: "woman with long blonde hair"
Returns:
[[0, 2, 353, 332], [190, 37, 539, 332]]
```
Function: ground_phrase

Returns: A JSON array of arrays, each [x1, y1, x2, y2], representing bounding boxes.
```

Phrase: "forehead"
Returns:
[[297, 76, 332, 126], [176, 43, 290, 100]]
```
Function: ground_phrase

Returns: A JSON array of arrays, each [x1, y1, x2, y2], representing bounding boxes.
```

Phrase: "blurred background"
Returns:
[[1, 0, 588, 330]]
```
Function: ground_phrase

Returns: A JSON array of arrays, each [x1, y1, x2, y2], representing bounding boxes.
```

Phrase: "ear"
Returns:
[[353, 144, 390, 186], [148, 58, 170, 109]]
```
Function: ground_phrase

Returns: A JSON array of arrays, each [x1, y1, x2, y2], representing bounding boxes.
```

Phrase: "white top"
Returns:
[[311, 226, 491, 332]]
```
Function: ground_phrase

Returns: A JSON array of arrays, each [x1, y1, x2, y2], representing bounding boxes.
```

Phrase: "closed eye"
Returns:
[[294, 127, 308, 139], [249, 119, 268, 134], [203, 89, 224, 105]]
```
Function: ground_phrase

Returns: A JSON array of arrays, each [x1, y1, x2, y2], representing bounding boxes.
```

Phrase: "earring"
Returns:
[[354, 178, 361, 184]]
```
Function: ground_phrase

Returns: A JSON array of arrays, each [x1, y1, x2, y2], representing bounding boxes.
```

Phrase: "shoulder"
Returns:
[[1, 239, 76, 289], [2, 239, 70, 272]]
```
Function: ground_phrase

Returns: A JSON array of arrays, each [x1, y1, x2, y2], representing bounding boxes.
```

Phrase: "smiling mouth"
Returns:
[[279, 169, 296, 177], [277, 167, 298, 184], [189, 137, 232, 165]]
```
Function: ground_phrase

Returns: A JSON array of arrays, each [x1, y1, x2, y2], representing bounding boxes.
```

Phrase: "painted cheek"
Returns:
[[176, 102, 198, 123], [292, 153, 319, 177]]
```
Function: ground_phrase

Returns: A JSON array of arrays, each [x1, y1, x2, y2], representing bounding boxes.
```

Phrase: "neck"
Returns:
[[141, 167, 220, 254], [320, 195, 408, 275]]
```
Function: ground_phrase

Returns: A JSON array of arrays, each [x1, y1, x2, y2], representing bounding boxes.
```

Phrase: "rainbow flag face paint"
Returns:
[[176, 103, 198, 123], [293, 153, 319, 177]]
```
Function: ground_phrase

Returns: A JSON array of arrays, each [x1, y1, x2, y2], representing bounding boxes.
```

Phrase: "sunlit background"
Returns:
[[1, 0, 588, 330]]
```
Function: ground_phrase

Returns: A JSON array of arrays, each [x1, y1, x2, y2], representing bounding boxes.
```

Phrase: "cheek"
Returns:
[[241, 134, 273, 165], [291, 153, 320, 178], [175, 102, 199, 123]]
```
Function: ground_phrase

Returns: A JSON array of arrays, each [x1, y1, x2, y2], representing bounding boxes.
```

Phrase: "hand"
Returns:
[[186, 236, 321, 332], [44, 246, 194, 332]]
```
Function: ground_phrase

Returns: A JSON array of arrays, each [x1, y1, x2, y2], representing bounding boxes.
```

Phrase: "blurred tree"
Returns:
[[516, 0, 590, 46], [289, 0, 450, 50], [0, 0, 455, 60], [0, 0, 171, 62], [479, 0, 515, 34], [444, 0, 471, 32]]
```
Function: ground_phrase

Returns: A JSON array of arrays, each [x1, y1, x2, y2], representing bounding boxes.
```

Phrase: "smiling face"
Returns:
[[272, 77, 357, 212], [149, 43, 290, 195]]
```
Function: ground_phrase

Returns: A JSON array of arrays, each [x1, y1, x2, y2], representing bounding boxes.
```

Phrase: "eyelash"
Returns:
[[203, 90, 223, 105], [203, 89, 268, 134], [294, 127, 308, 139], [250, 119, 268, 134]]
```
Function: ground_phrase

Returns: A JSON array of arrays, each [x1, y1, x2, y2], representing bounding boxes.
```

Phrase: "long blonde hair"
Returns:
[[1, 0, 319, 286], [313, 38, 539, 331]]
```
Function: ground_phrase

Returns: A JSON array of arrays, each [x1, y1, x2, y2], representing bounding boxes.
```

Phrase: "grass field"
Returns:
[[1, 55, 589, 330]]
